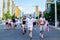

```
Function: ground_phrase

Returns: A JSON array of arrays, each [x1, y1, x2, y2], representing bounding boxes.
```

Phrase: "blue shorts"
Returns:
[[40, 25, 45, 31]]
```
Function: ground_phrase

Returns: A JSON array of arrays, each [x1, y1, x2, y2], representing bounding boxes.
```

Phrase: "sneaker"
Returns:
[[25, 29, 26, 33], [40, 33, 44, 38], [41, 34, 44, 38], [39, 33, 42, 37], [22, 33, 25, 35], [30, 37, 32, 40]]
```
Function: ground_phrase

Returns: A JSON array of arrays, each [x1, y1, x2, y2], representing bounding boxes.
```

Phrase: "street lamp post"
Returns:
[[47, 0, 57, 27], [55, 0, 57, 28]]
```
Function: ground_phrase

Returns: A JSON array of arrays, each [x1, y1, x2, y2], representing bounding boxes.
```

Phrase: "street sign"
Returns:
[[47, 0, 55, 3], [47, 0, 54, 2]]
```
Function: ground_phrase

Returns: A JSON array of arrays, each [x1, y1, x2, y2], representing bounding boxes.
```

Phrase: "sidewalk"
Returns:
[[49, 25, 60, 30]]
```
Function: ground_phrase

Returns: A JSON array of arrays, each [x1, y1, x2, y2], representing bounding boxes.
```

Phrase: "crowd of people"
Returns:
[[5, 14, 49, 39]]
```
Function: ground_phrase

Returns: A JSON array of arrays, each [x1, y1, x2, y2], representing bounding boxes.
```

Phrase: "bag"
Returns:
[[22, 21, 26, 24], [12, 18, 15, 23], [6, 22, 8, 24], [8, 23, 11, 26], [15, 25, 17, 27], [33, 22, 36, 25]]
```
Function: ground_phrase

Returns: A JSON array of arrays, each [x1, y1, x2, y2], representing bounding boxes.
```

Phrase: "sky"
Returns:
[[14, 0, 46, 14], [0, 0, 46, 14]]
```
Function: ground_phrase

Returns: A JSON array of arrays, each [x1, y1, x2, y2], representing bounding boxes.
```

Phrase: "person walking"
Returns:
[[12, 17, 16, 29], [26, 15, 36, 39], [5, 17, 12, 29], [22, 16, 26, 35], [38, 16, 46, 38]]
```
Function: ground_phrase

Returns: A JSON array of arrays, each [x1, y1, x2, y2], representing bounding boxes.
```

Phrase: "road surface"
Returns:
[[0, 25, 60, 40]]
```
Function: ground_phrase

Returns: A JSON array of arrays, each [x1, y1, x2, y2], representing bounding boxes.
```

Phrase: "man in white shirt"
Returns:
[[26, 16, 36, 39]]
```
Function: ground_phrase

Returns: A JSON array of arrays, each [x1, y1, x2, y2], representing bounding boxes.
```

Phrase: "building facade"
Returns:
[[0, 0, 3, 19], [15, 6, 22, 18], [0, 0, 15, 19]]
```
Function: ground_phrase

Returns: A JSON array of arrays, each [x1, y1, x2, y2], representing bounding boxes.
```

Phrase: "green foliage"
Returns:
[[44, 4, 55, 21], [44, 2, 60, 21], [57, 2, 60, 19], [20, 17, 22, 19], [2, 16, 6, 20], [2, 11, 12, 20], [36, 16, 38, 19], [49, 4, 55, 21], [5, 11, 12, 19]]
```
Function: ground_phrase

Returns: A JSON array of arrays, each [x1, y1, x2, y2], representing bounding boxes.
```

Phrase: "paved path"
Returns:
[[0, 25, 60, 40]]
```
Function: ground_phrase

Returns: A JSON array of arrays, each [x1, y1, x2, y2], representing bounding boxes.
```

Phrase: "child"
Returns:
[[45, 20, 49, 32]]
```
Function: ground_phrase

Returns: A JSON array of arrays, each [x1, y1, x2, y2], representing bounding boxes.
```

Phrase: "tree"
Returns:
[[36, 16, 38, 19], [49, 4, 55, 21], [2, 15, 6, 20], [44, 2, 60, 22], [5, 11, 12, 19], [57, 2, 60, 20]]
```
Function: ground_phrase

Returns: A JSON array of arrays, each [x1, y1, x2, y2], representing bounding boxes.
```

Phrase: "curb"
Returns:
[[49, 25, 60, 30]]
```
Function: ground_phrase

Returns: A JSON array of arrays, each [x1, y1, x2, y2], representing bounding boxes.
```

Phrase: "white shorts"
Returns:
[[40, 25, 45, 31], [28, 25, 33, 31], [22, 24, 25, 28], [28, 27, 33, 31]]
